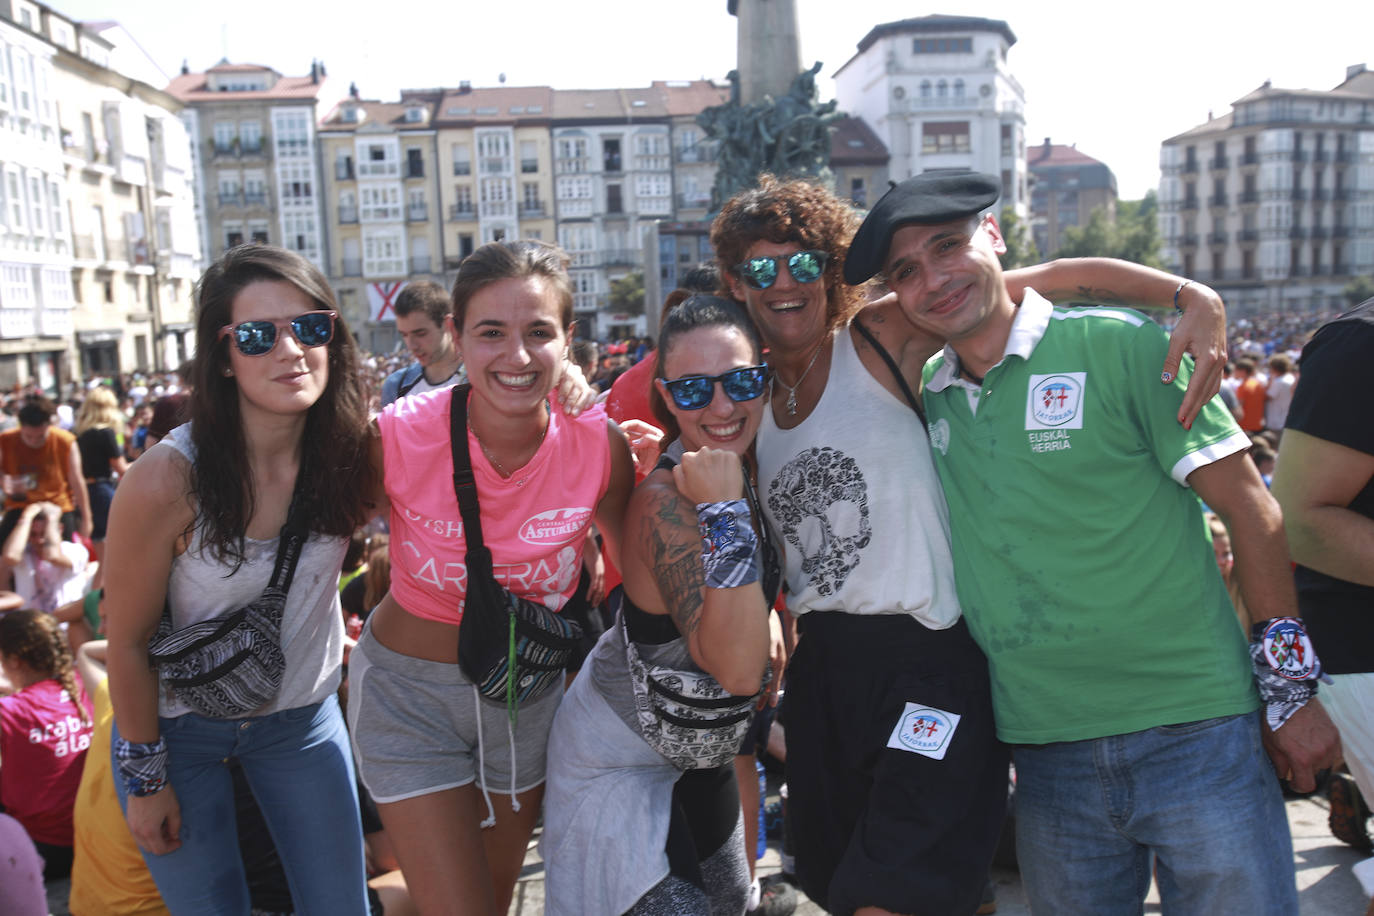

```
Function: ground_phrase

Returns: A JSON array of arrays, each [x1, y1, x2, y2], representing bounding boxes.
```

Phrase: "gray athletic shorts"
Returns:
[[346, 618, 564, 804]]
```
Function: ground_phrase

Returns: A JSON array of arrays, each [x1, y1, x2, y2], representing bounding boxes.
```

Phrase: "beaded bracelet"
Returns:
[[115, 735, 169, 797], [696, 499, 760, 589]]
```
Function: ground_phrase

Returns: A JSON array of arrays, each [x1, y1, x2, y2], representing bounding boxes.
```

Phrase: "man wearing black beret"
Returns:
[[845, 171, 1340, 914]]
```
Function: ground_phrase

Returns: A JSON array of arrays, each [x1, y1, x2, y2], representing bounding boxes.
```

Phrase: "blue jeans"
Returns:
[[1013, 711, 1296, 916], [113, 695, 369, 915]]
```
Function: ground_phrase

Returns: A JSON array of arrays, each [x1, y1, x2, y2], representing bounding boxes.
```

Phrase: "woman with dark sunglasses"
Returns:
[[542, 294, 783, 916], [103, 244, 376, 914]]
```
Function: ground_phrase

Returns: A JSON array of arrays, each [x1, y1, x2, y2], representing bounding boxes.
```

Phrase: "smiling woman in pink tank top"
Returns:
[[348, 240, 633, 916]]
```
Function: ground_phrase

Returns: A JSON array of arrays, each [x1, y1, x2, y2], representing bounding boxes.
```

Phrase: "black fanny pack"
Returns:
[[448, 386, 583, 717], [147, 481, 309, 718]]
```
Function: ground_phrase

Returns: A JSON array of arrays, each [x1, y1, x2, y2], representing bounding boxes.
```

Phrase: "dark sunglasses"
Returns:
[[733, 250, 830, 290], [661, 365, 770, 410], [218, 310, 338, 357]]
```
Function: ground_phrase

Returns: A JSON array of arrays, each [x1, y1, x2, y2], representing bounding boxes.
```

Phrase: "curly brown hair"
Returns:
[[188, 245, 375, 567], [0, 609, 90, 726], [709, 175, 865, 332]]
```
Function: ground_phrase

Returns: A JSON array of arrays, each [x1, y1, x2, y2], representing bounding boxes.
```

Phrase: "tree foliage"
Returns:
[[997, 206, 1040, 269], [1055, 191, 1163, 268], [609, 272, 646, 316], [1343, 275, 1374, 307]]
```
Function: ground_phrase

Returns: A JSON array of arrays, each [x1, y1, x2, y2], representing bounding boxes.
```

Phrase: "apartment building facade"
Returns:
[[1027, 139, 1117, 257], [1, 1, 199, 388], [834, 15, 1027, 216], [168, 60, 343, 273], [1158, 65, 1374, 314]]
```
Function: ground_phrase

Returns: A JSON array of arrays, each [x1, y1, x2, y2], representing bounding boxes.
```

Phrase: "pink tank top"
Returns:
[[379, 388, 612, 625]]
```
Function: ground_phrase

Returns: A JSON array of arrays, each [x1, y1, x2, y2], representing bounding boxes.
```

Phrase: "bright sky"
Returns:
[[54, 0, 1374, 199]]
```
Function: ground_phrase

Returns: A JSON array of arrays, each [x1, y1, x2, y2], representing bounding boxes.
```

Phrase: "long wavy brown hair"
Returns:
[[709, 174, 865, 332], [188, 245, 374, 567]]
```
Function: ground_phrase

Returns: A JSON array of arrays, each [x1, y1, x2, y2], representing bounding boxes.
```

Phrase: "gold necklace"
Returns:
[[771, 335, 828, 416], [470, 415, 548, 483]]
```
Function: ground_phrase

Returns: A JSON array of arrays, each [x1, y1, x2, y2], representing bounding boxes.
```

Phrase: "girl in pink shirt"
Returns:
[[0, 609, 94, 879], [348, 240, 633, 916]]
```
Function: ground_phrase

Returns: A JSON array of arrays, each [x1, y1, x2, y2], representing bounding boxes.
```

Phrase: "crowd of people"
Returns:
[[0, 169, 1368, 916]]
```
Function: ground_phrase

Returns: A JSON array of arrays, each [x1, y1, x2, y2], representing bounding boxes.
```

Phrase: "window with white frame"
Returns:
[[6, 170, 27, 233], [479, 178, 512, 217], [281, 212, 319, 261], [556, 137, 588, 173], [570, 269, 596, 311], [453, 185, 474, 215], [520, 140, 538, 173], [243, 170, 267, 205], [360, 184, 402, 221], [217, 170, 242, 203], [477, 132, 511, 174], [46, 180, 62, 235], [40, 268, 74, 309], [452, 144, 471, 176], [278, 162, 313, 203], [239, 120, 263, 153], [223, 220, 245, 249], [27, 175, 44, 234], [213, 121, 236, 152], [558, 224, 596, 268], [556, 175, 593, 200], [11, 48, 33, 117], [273, 109, 311, 158], [357, 140, 399, 178], [363, 228, 405, 276], [34, 61, 53, 127], [635, 173, 671, 215]]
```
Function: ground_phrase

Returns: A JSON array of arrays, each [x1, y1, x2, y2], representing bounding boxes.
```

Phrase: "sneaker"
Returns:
[[1328, 771, 1374, 853], [975, 878, 998, 915], [748, 874, 798, 916]]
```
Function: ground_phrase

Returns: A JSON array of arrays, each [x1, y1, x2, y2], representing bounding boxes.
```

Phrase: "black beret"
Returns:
[[843, 171, 1001, 284]]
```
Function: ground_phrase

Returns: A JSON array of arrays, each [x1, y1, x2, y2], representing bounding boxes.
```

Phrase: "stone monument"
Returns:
[[701, 0, 842, 210]]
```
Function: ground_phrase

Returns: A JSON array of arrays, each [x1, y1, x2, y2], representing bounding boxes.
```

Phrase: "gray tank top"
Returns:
[[156, 424, 347, 718]]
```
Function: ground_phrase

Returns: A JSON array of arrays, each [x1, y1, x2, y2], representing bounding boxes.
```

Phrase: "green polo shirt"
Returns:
[[922, 291, 1256, 744]]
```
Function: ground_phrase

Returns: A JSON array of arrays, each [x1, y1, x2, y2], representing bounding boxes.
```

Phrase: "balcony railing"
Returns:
[[1181, 197, 1199, 211], [406, 163, 425, 179], [407, 204, 428, 222], [1238, 229, 1260, 242], [1181, 160, 1199, 174], [336, 162, 355, 180], [341, 258, 362, 277], [1209, 156, 1229, 169], [521, 159, 539, 174], [1238, 190, 1259, 204], [338, 206, 358, 223], [1292, 150, 1308, 163], [1310, 226, 1329, 240], [218, 192, 242, 207], [1207, 231, 1228, 245], [1289, 227, 1308, 239], [449, 204, 475, 220], [1313, 150, 1329, 163], [1332, 188, 1353, 201], [518, 200, 546, 218], [241, 142, 264, 156], [1311, 188, 1329, 202], [675, 145, 717, 164], [1291, 188, 1307, 201], [1240, 152, 1260, 166], [603, 248, 641, 267], [1208, 193, 1228, 207], [678, 191, 712, 210], [243, 192, 268, 207], [410, 255, 432, 274], [1333, 226, 1351, 238], [357, 161, 400, 178]]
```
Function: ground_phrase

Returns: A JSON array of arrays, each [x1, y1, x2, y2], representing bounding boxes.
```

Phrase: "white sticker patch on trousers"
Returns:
[[887, 702, 961, 760]]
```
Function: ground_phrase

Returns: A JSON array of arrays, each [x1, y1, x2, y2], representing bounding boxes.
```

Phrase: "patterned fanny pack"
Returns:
[[619, 599, 762, 771]]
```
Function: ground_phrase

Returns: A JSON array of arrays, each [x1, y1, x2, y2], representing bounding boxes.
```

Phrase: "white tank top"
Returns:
[[156, 424, 347, 718], [755, 324, 962, 628]]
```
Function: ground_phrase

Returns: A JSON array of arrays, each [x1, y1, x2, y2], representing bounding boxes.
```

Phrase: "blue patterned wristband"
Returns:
[[115, 735, 169, 797], [696, 499, 760, 589]]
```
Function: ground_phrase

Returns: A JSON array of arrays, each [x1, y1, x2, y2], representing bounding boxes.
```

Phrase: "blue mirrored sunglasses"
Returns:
[[217, 310, 338, 356], [662, 365, 770, 410], [733, 250, 830, 290]]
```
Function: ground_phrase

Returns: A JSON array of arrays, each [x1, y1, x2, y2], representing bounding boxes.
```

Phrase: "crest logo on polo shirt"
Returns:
[[928, 418, 950, 456], [886, 701, 961, 760], [518, 507, 593, 545], [1025, 372, 1086, 430]]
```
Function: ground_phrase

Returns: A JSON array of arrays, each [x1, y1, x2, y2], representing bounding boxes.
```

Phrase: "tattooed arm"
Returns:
[[620, 468, 771, 696], [1006, 258, 1226, 428]]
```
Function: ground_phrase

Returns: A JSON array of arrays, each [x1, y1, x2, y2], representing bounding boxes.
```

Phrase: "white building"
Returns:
[[834, 15, 1027, 215], [0, 0, 72, 389], [1158, 65, 1374, 315]]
